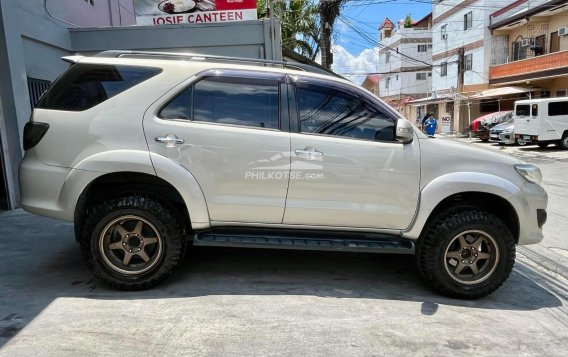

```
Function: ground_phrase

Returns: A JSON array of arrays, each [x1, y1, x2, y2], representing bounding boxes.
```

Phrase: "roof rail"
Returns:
[[94, 50, 342, 78]]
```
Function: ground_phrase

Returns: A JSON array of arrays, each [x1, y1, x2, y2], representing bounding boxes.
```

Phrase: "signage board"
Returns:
[[440, 113, 452, 133], [133, 0, 258, 26]]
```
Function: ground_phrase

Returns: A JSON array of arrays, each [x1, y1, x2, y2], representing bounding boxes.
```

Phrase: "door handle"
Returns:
[[155, 134, 184, 147], [295, 147, 323, 161]]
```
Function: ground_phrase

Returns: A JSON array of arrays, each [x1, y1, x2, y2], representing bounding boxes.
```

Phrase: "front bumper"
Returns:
[[508, 182, 548, 245]]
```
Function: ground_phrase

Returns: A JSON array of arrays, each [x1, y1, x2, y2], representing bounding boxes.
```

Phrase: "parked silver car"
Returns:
[[489, 119, 526, 146]]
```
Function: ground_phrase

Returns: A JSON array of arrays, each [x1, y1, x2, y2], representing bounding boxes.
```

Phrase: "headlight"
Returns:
[[515, 164, 542, 184]]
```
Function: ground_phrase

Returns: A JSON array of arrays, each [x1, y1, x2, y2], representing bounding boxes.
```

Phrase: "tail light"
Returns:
[[23, 122, 49, 150]]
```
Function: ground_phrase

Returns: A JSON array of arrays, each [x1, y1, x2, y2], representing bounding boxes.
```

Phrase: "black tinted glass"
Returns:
[[296, 83, 396, 141], [515, 105, 530, 116], [159, 87, 192, 119], [193, 76, 279, 129], [37, 64, 161, 111], [549, 102, 568, 116]]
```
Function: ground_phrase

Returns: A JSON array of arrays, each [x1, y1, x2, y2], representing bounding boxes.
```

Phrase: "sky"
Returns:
[[329, 0, 432, 83]]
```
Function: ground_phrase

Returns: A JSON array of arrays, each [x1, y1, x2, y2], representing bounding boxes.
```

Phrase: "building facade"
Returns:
[[361, 74, 380, 95], [377, 14, 433, 121], [423, 0, 524, 133], [488, 0, 568, 96]]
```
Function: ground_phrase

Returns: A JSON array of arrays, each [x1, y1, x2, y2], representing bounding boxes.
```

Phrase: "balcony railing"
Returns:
[[489, 50, 568, 83]]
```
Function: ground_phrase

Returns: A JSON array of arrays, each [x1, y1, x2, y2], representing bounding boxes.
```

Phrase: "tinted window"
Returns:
[[296, 83, 396, 141], [532, 104, 538, 117], [192, 76, 279, 129], [160, 87, 192, 119], [516, 105, 530, 116], [38, 64, 161, 111], [549, 102, 568, 116]]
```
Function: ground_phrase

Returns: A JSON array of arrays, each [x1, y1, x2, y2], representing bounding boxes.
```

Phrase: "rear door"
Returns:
[[144, 69, 291, 224], [514, 102, 539, 138], [282, 76, 421, 230]]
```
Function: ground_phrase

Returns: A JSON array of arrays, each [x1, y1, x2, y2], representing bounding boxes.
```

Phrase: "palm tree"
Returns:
[[258, 0, 320, 60]]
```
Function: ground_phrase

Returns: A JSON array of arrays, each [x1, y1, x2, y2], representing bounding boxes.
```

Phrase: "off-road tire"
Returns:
[[80, 195, 184, 290], [416, 210, 515, 299]]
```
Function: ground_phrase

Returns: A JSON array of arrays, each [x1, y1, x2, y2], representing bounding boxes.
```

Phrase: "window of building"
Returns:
[[533, 35, 546, 56], [416, 73, 427, 80], [84, 0, 94, 5], [418, 44, 428, 52], [464, 12, 473, 30], [385, 52, 390, 63], [511, 38, 528, 61], [428, 73, 432, 77], [27, 77, 51, 109], [549, 101, 568, 116], [540, 91, 550, 98], [441, 62, 448, 77], [37, 64, 161, 111], [556, 90, 567, 97], [464, 53, 473, 71], [296, 83, 396, 141], [386, 77, 391, 89], [441, 24, 447, 39], [550, 31, 560, 53], [160, 76, 280, 130], [480, 100, 499, 113], [396, 75, 399, 80]]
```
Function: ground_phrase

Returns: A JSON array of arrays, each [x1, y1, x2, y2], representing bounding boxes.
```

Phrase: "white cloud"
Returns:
[[330, 45, 380, 84]]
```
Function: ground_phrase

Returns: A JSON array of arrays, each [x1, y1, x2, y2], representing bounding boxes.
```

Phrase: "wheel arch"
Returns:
[[403, 173, 521, 243]]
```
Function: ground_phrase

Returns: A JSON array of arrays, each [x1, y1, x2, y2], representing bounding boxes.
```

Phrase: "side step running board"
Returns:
[[194, 231, 415, 254]]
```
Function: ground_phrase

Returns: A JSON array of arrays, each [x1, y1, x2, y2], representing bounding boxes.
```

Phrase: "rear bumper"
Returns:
[[19, 149, 99, 221]]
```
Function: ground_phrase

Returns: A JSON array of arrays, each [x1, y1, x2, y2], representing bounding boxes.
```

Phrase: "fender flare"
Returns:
[[402, 172, 520, 239], [59, 150, 210, 229]]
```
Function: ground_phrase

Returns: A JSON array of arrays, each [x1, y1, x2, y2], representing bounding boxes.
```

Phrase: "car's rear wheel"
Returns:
[[417, 210, 515, 299], [515, 139, 527, 146], [80, 195, 184, 290]]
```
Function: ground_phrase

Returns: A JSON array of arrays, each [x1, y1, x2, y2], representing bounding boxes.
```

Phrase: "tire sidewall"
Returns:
[[418, 210, 515, 298]]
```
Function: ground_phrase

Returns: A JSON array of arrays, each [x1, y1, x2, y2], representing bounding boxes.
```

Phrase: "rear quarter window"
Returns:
[[37, 63, 161, 111]]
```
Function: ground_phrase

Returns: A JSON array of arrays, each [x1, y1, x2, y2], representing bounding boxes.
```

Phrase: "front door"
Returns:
[[283, 78, 421, 230], [144, 70, 291, 223]]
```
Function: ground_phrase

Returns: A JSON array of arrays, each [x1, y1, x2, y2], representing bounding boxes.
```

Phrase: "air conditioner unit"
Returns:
[[442, 34, 448, 40], [521, 38, 534, 47], [559, 27, 568, 36]]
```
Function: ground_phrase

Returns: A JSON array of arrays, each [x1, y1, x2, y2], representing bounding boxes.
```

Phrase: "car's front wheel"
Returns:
[[417, 210, 515, 299], [80, 195, 184, 290]]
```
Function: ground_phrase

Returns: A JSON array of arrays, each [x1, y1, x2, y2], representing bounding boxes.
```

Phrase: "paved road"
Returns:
[[1, 139, 567, 356]]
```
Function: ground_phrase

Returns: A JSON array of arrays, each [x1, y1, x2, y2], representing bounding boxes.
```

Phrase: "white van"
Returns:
[[514, 97, 568, 149]]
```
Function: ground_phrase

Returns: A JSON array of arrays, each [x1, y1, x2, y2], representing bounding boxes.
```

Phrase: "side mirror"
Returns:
[[396, 119, 414, 144]]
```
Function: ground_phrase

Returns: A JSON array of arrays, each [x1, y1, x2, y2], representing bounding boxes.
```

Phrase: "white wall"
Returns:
[[379, 27, 432, 98], [431, 0, 517, 93]]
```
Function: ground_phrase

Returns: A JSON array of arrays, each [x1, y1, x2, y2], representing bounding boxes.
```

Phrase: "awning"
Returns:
[[407, 95, 453, 106], [469, 86, 537, 99]]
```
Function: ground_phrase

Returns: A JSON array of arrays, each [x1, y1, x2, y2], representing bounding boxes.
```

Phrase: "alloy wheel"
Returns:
[[443, 230, 500, 285], [98, 215, 163, 275]]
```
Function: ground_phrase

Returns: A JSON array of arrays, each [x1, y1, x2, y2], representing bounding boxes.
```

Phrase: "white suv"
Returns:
[[19, 51, 548, 299]]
